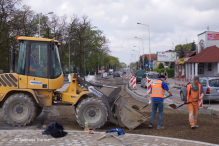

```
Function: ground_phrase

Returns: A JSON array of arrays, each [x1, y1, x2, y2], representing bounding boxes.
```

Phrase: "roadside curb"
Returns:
[[125, 84, 214, 115], [125, 84, 148, 103]]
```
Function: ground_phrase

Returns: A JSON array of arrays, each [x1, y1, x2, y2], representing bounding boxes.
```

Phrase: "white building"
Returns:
[[185, 31, 219, 79]]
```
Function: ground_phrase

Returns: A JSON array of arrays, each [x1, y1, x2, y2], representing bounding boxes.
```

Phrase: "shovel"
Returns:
[[169, 99, 201, 109], [140, 95, 172, 111]]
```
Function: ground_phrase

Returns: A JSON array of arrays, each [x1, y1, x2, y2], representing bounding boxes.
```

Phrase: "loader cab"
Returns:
[[16, 36, 63, 89]]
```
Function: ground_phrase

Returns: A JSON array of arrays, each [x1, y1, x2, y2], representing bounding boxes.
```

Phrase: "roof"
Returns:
[[186, 46, 219, 63], [183, 51, 196, 58], [143, 54, 157, 61], [198, 31, 219, 36], [17, 36, 59, 43]]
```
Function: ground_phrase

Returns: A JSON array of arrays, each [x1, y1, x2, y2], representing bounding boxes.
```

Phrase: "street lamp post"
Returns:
[[135, 37, 144, 69], [39, 12, 53, 37], [132, 50, 139, 68], [131, 54, 136, 70], [69, 41, 70, 73], [132, 46, 141, 70], [137, 23, 151, 70]]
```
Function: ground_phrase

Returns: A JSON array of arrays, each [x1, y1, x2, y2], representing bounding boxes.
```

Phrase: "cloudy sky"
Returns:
[[23, 0, 219, 65]]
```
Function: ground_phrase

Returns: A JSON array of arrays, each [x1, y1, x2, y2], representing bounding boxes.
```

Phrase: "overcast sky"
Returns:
[[23, 0, 219, 65]]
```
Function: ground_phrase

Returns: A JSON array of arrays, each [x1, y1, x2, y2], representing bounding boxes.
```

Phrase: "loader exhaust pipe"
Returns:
[[10, 45, 15, 73]]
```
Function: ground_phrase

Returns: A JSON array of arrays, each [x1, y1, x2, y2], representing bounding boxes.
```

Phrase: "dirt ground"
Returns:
[[0, 77, 219, 144]]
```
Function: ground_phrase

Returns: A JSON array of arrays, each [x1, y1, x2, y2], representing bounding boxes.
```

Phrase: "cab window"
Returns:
[[29, 42, 48, 78], [17, 41, 27, 75], [51, 44, 62, 78]]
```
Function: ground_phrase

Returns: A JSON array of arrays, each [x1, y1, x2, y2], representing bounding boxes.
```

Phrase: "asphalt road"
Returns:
[[136, 83, 184, 104]]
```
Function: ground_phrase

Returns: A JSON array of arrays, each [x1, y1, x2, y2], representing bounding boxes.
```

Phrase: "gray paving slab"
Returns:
[[0, 130, 217, 146]]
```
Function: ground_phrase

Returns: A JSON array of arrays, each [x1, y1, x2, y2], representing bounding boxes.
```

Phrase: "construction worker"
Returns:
[[148, 75, 172, 129], [185, 76, 204, 129], [30, 48, 47, 77]]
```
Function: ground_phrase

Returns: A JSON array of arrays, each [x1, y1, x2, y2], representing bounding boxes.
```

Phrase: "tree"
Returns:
[[179, 48, 185, 58], [0, 1, 117, 73], [182, 43, 192, 50], [170, 62, 175, 69], [158, 62, 164, 69], [191, 42, 196, 51], [175, 44, 183, 51]]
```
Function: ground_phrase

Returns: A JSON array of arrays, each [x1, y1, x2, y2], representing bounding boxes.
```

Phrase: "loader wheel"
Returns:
[[76, 97, 108, 129], [3, 93, 37, 126], [36, 106, 43, 117]]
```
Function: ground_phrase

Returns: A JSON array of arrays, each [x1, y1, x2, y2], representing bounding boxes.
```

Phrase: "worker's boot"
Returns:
[[148, 124, 152, 128], [194, 125, 198, 128], [191, 125, 195, 129], [157, 126, 164, 129]]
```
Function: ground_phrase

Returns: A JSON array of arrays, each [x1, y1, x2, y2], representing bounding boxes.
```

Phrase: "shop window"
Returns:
[[208, 63, 212, 71], [198, 63, 204, 74]]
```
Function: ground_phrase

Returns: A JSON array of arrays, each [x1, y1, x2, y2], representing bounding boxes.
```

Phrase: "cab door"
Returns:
[[17, 40, 28, 88], [27, 41, 49, 89]]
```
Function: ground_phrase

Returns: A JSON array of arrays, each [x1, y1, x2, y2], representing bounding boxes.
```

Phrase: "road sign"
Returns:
[[149, 61, 152, 65], [145, 63, 148, 67]]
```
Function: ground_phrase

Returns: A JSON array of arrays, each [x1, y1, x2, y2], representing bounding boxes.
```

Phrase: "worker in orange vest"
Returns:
[[149, 75, 172, 129], [30, 48, 47, 76], [185, 76, 204, 129]]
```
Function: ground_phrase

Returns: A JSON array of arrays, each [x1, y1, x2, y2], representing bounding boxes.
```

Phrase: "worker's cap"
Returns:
[[158, 75, 165, 78]]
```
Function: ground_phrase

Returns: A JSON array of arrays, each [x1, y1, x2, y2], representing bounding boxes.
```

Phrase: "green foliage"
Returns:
[[175, 44, 183, 51], [120, 62, 126, 68], [0, 0, 121, 72], [182, 43, 192, 50], [191, 42, 196, 51], [170, 62, 175, 69], [158, 62, 164, 69], [179, 48, 185, 58]]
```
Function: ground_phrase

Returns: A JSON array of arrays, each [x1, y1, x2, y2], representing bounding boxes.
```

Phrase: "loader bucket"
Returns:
[[115, 97, 150, 130]]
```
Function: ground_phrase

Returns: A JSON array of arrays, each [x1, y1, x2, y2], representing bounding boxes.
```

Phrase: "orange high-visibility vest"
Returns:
[[30, 54, 36, 71], [151, 80, 165, 98], [186, 84, 202, 105]]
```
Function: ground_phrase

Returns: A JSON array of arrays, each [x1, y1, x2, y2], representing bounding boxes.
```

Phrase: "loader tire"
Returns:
[[76, 97, 108, 129], [3, 93, 37, 126], [36, 106, 43, 117]]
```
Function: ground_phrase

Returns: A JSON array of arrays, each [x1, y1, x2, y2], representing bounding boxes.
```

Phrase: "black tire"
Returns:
[[180, 91, 184, 101], [3, 93, 37, 126], [76, 97, 108, 129], [36, 106, 43, 117]]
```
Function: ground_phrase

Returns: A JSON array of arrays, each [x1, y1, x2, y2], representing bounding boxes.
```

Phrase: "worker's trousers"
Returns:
[[149, 101, 163, 127], [187, 103, 199, 125]]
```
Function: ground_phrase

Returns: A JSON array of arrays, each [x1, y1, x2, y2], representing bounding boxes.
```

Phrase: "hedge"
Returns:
[[153, 69, 174, 78]]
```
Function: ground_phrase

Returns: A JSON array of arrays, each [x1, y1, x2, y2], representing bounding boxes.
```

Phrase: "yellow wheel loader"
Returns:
[[0, 36, 149, 130]]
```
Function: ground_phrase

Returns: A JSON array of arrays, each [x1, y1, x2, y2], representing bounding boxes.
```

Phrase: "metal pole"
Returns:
[[148, 26, 151, 71], [39, 14, 40, 37], [137, 23, 151, 70], [141, 39, 144, 70], [69, 41, 70, 72]]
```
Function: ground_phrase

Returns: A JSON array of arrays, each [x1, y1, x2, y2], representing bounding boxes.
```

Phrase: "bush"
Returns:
[[153, 68, 174, 78], [158, 63, 164, 69]]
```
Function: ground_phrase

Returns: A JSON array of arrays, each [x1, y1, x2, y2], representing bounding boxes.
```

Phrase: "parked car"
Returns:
[[108, 71, 113, 75], [180, 77, 219, 101], [113, 72, 120, 78], [141, 72, 159, 88], [123, 71, 126, 74], [135, 70, 147, 83]]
